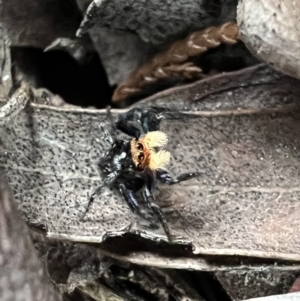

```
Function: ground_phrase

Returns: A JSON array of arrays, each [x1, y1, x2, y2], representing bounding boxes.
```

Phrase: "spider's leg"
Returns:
[[115, 118, 141, 138], [105, 106, 115, 127], [99, 106, 118, 145], [81, 171, 120, 220], [119, 183, 139, 213], [177, 172, 201, 182], [115, 107, 168, 137], [119, 183, 154, 221], [142, 184, 172, 241], [140, 107, 166, 133], [100, 122, 115, 145], [81, 185, 104, 220], [156, 169, 201, 185]]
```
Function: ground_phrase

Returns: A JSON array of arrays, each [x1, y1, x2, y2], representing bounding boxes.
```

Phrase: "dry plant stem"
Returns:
[[0, 82, 31, 124], [113, 21, 239, 102]]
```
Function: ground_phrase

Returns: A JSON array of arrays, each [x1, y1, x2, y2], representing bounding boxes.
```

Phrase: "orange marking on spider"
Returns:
[[130, 131, 171, 170]]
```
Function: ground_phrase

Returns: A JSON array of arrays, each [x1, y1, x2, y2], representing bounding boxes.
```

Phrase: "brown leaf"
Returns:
[[1, 65, 300, 263]]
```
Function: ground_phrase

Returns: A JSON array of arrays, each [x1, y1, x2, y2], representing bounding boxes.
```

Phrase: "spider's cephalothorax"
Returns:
[[82, 107, 200, 241]]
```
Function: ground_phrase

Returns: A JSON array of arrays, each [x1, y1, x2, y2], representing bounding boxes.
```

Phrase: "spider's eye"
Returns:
[[138, 153, 144, 161], [137, 163, 142, 169], [136, 143, 143, 150]]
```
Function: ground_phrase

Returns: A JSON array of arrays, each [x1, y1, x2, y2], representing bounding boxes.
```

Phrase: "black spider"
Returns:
[[82, 107, 200, 240]]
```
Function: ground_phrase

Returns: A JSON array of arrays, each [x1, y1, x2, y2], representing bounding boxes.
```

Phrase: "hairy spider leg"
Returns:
[[156, 170, 201, 185], [83, 144, 130, 220], [116, 107, 167, 138], [142, 184, 172, 241], [99, 106, 118, 145], [140, 108, 165, 133], [115, 109, 143, 137], [100, 122, 115, 145], [119, 183, 139, 213], [119, 182, 156, 223], [81, 170, 120, 220], [115, 118, 142, 138], [140, 170, 172, 240], [105, 106, 115, 126]]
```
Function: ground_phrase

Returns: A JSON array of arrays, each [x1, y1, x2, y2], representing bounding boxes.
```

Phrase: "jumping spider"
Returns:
[[83, 107, 200, 240]]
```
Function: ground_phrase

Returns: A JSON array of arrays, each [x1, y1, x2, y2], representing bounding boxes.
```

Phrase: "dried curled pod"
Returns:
[[112, 21, 239, 102]]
